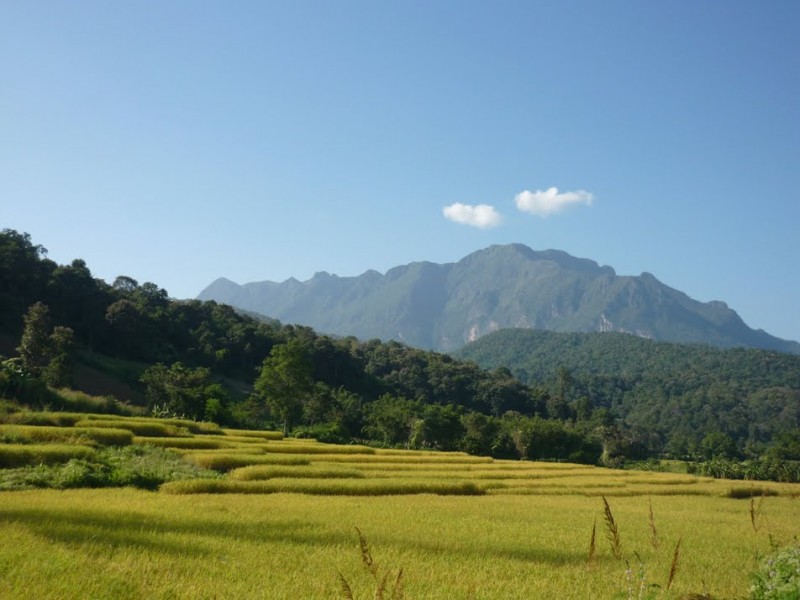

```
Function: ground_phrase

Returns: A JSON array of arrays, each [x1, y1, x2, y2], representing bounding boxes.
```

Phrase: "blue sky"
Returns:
[[2, 1, 799, 342]]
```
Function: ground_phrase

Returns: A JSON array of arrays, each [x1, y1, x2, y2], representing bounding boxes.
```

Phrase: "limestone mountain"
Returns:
[[197, 244, 800, 354]]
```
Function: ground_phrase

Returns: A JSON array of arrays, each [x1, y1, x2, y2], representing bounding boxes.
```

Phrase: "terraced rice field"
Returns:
[[1, 412, 799, 599]]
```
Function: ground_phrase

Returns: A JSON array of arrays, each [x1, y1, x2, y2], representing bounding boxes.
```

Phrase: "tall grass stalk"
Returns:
[[666, 538, 681, 591], [648, 498, 659, 550], [602, 495, 622, 559], [588, 518, 597, 565]]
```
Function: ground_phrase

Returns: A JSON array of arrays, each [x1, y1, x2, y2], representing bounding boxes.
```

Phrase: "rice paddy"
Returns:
[[1, 410, 799, 598]]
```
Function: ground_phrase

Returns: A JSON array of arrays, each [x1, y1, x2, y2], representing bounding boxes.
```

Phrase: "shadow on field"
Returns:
[[0, 507, 347, 556], [0, 506, 583, 566]]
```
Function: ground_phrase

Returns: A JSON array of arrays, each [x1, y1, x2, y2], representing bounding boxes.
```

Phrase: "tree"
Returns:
[[43, 325, 75, 388], [254, 340, 313, 433], [140, 362, 225, 420], [17, 302, 51, 377]]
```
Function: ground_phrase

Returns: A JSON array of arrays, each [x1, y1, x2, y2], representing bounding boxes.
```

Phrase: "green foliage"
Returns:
[[456, 328, 800, 460], [688, 459, 800, 483], [0, 445, 220, 491], [750, 543, 800, 599], [254, 340, 314, 433], [17, 302, 51, 377], [140, 362, 228, 421], [43, 325, 75, 388], [292, 422, 351, 444]]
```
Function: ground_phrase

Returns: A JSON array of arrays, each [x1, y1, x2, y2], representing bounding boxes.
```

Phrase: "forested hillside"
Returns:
[[455, 328, 800, 458]]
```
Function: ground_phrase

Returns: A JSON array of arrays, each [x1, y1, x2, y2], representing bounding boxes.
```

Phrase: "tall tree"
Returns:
[[43, 325, 75, 388], [254, 340, 313, 433], [17, 302, 51, 377]]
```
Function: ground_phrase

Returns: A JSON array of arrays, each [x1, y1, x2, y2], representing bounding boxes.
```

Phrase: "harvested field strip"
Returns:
[[229, 465, 366, 480], [133, 437, 231, 450], [1, 412, 86, 427], [0, 424, 134, 446], [214, 435, 277, 444], [161, 477, 486, 496], [257, 444, 375, 455], [0, 443, 96, 468], [184, 453, 311, 471], [372, 448, 464, 456], [80, 415, 222, 434], [303, 454, 494, 464], [74, 419, 189, 437], [222, 429, 284, 440]]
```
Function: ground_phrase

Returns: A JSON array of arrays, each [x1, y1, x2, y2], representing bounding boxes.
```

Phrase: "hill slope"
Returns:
[[198, 244, 800, 354]]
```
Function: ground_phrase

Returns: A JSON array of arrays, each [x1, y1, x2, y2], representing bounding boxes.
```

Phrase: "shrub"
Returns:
[[0, 445, 220, 491], [750, 543, 800, 599], [292, 423, 351, 444]]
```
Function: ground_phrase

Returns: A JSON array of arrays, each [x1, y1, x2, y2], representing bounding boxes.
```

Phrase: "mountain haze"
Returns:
[[198, 244, 800, 354]]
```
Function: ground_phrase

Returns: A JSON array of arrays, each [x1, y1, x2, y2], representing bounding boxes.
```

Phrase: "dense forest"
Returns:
[[2, 229, 799, 477], [455, 329, 800, 460]]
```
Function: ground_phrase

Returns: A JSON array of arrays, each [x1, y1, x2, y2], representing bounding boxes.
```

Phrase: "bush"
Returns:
[[750, 543, 800, 599], [292, 423, 351, 444], [0, 445, 221, 491]]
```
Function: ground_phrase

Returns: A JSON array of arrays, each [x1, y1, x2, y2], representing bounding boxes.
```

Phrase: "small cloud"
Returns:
[[443, 203, 502, 228], [514, 187, 594, 217]]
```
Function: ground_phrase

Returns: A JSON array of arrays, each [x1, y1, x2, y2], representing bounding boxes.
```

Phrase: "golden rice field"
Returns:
[[1, 411, 799, 599]]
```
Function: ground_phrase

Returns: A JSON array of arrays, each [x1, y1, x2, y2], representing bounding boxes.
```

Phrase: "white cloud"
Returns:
[[442, 203, 502, 228], [514, 187, 594, 217]]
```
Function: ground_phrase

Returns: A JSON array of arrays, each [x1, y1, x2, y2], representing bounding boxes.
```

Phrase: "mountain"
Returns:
[[197, 244, 800, 354]]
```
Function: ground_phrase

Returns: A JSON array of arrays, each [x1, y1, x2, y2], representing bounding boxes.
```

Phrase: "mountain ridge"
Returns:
[[197, 244, 800, 354]]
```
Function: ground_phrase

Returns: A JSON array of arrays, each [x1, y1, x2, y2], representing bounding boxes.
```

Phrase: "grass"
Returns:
[[161, 478, 486, 496]]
